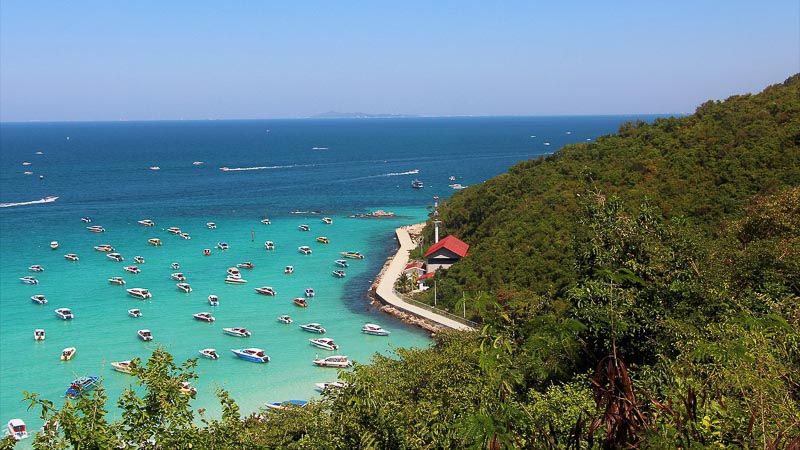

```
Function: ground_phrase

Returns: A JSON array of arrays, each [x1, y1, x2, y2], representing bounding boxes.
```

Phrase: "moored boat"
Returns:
[[299, 323, 326, 334], [278, 314, 293, 324], [206, 222, 216, 229], [179, 382, 197, 396], [176, 283, 192, 293], [313, 355, 353, 368], [264, 241, 275, 250], [94, 244, 115, 252], [237, 261, 254, 269], [193, 312, 215, 322], [6, 419, 28, 441], [341, 251, 365, 259], [179, 232, 191, 240], [124, 265, 140, 274], [107, 252, 124, 262], [137, 329, 153, 341], [305, 287, 315, 297], [50, 241, 59, 249], [138, 219, 155, 226], [411, 179, 424, 189], [64, 253, 79, 261], [171, 262, 180, 269], [128, 308, 143, 318], [298, 246, 312, 255], [28, 264, 45, 272], [254, 286, 276, 296], [261, 218, 271, 225], [34, 329, 45, 341], [203, 248, 211, 256], [227, 267, 240, 277], [316, 236, 329, 244], [111, 360, 133, 374], [294, 298, 309, 308], [284, 265, 294, 274], [264, 399, 307, 410], [223, 327, 251, 337], [334, 259, 349, 267], [231, 347, 270, 363], [298, 224, 310, 232], [361, 323, 391, 336], [332, 270, 346, 278], [315, 381, 347, 392], [148, 238, 163, 246], [64, 375, 99, 398], [208, 295, 219, 306], [310, 337, 339, 351], [322, 217, 333, 224], [133, 255, 145, 264], [55, 308, 74, 320], [31, 294, 48, 304], [86, 225, 106, 233], [20, 276, 39, 284], [167, 227, 182, 234], [109, 276, 126, 285], [60, 346, 76, 361], [199, 348, 219, 359], [81, 216, 92, 223], [171, 272, 186, 281], [127, 288, 152, 299], [217, 242, 229, 250], [225, 276, 247, 284]]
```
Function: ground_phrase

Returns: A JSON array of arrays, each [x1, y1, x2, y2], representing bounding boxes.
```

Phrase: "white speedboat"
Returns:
[[261, 218, 271, 225], [305, 287, 315, 297], [284, 265, 294, 274], [171, 272, 186, 281], [216, 242, 229, 250], [64, 253, 79, 261], [193, 312, 215, 322], [109, 276, 126, 285], [298, 246, 312, 255], [264, 241, 275, 250], [137, 329, 153, 341], [411, 179, 424, 189], [310, 337, 339, 351], [298, 224, 310, 232], [28, 264, 45, 272], [148, 238, 163, 246], [94, 244, 114, 252], [208, 295, 219, 306], [124, 265, 140, 274], [34, 329, 45, 341], [167, 227, 181, 234], [231, 348, 270, 363], [277, 314, 293, 324], [299, 323, 326, 334], [226, 267, 240, 277], [61, 346, 76, 360], [138, 219, 155, 227], [111, 360, 133, 374], [334, 259, 349, 267], [223, 327, 251, 337], [225, 276, 247, 284], [7, 419, 28, 441], [86, 225, 106, 233], [361, 323, 391, 336], [254, 286, 276, 296], [237, 261, 254, 269], [31, 294, 48, 304], [322, 217, 333, 224], [314, 381, 347, 392], [176, 283, 192, 293], [313, 355, 353, 368], [55, 308, 74, 320], [170, 262, 180, 269], [107, 253, 124, 262], [127, 288, 152, 300], [133, 255, 145, 264], [199, 348, 219, 359], [332, 270, 346, 278], [180, 232, 191, 240], [206, 222, 216, 229], [50, 241, 59, 249], [128, 308, 143, 318], [20, 276, 39, 284]]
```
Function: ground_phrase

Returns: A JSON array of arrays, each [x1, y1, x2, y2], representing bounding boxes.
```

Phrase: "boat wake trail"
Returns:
[[0, 196, 59, 208], [218, 163, 315, 172], [373, 169, 420, 177]]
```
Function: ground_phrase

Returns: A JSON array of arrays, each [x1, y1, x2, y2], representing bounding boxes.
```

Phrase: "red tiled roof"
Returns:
[[418, 272, 435, 280], [404, 261, 424, 271], [424, 235, 469, 258]]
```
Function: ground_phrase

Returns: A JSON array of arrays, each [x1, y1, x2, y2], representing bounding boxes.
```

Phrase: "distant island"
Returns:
[[310, 111, 419, 119]]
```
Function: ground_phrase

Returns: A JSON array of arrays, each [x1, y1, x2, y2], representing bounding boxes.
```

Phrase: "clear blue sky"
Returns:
[[1, 1, 798, 121]]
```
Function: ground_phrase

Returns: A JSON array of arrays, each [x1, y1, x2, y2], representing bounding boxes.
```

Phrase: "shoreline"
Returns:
[[367, 223, 475, 333]]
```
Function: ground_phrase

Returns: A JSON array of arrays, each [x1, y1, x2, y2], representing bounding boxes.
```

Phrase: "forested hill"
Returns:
[[428, 74, 800, 300]]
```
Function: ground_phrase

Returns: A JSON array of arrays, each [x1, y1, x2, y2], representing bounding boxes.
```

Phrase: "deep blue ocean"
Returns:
[[0, 115, 661, 440]]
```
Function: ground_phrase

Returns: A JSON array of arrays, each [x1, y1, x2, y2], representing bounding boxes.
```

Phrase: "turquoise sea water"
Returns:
[[0, 116, 661, 440]]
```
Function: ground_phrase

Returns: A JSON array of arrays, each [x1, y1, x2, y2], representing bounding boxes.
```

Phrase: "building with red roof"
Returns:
[[424, 235, 469, 273]]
